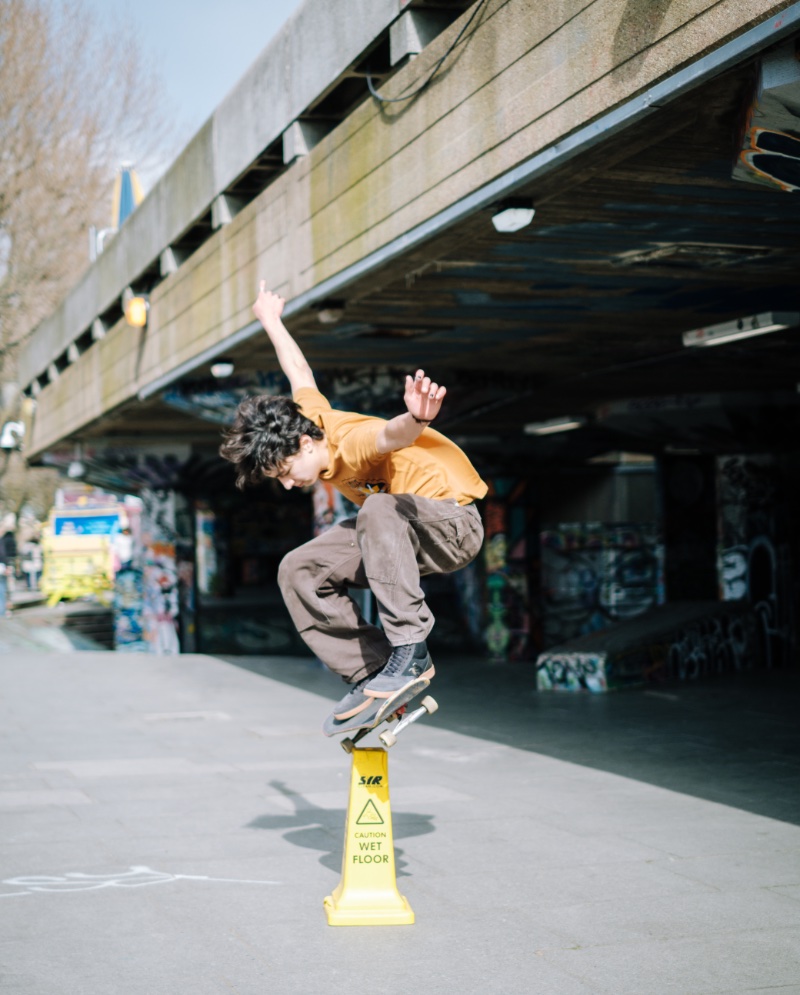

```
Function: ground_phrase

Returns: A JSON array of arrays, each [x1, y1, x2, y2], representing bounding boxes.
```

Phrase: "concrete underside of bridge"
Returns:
[[17, 0, 800, 490]]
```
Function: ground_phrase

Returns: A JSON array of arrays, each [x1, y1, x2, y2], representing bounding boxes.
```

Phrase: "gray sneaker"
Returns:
[[364, 641, 434, 699], [332, 674, 379, 720], [323, 693, 383, 737]]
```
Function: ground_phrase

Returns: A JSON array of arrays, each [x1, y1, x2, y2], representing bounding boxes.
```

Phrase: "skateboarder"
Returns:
[[220, 284, 487, 735]]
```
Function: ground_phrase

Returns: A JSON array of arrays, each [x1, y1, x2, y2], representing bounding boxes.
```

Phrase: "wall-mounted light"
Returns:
[[491, 199, 535, 233], [210, 359, 235, 378], [122, 287, 149, 328], [682, 311, 799, 347], [524, 415, 586, 436], [316, 300, 346, 325], [66, 443, 85, 479]]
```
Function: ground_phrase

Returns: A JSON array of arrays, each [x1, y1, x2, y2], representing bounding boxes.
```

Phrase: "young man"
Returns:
[[220, 283, 487, 735]]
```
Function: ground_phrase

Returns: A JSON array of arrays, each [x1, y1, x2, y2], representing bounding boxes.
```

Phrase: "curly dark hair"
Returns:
[[219, 394, 324, 490]]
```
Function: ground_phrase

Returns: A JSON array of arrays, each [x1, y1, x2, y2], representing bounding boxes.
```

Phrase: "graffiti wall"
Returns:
[[540, 522, 664, 650], [537, 601, 759, 692], [732, 43, 800, 194], [717, 455, 793, 669], [482, 479, 531, 662], [312, 481, 359, 536], [114, 489, 192, 655]]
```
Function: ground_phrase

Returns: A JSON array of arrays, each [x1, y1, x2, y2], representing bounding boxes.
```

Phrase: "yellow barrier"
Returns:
[[324, 747, 414, 926], [41, 535, 114, 607]]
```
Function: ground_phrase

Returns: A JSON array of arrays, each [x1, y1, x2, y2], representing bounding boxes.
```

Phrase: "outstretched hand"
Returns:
[[253, 281, 285, 330], [405, 369, 446, 424]]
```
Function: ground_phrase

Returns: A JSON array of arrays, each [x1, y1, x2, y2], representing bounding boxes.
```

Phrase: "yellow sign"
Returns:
[[323, 748, 414, 926]]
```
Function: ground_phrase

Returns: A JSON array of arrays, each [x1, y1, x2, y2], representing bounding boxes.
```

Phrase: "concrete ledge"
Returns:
[[536, 600, 762, 692]]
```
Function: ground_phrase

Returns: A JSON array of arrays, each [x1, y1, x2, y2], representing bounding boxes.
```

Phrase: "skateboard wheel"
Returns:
[[379, 730, 397, 748], [341, 738, 354, 754], [421, 695, 438, 714]]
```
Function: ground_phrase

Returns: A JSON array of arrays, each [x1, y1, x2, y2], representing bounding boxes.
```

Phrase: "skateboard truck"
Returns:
[[341, 695, 438, 753]]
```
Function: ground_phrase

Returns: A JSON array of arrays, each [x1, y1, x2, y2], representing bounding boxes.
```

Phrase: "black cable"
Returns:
[[366, 0, 491, 105]]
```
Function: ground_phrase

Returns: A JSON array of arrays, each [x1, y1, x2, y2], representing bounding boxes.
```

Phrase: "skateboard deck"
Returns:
[[340, 677, 438, 752]]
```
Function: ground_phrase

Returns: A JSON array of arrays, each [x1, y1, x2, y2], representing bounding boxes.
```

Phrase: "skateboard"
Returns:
[[340, 676, 438, 753]]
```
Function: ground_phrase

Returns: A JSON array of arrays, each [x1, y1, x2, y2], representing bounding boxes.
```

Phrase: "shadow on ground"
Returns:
[[246, 779, 435, 876], [222, 652, 800, 828]]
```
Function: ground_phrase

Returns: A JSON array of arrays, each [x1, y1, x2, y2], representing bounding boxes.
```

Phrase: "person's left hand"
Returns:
[[404, 369, 446, 423]]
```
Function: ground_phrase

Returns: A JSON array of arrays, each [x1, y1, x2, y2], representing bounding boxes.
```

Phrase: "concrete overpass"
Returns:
[[12, 0, 800, 668], [17, 0, 800, 477]]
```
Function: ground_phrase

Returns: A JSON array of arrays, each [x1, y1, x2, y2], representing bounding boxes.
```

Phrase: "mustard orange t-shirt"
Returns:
[[294, 387, 487, 507]]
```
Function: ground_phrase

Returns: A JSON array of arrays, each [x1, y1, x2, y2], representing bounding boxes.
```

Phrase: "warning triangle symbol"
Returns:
[[356, 799, 384, 825]]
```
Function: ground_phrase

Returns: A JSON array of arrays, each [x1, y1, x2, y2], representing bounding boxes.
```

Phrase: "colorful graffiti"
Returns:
[[312, 481, 359, 536], [539, 522, 663, 649], [537, 603, 759, 692], [717, 455, 792, 669], [732, 43, 800, 194], [119, 489, 189, 655], [482, 479, 530, 662], [114, 566, 147, 651]]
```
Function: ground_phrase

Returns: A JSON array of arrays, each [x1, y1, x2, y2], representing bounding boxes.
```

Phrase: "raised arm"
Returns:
[[252, 283, 316, 393], [376, 370, 446, 454]]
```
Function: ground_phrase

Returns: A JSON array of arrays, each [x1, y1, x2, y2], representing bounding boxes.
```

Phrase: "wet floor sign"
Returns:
[[324, 747, 414, 926]]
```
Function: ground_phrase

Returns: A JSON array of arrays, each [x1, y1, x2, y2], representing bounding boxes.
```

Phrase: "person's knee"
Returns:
[[359, 491, 395, 523], [277, 549, 300, 594]]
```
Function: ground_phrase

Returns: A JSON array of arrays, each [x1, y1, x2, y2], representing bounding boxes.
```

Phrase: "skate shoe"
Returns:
[[364, 641, 434, 699], [331, 674, 380, 721], [323, 693, 383, 737]]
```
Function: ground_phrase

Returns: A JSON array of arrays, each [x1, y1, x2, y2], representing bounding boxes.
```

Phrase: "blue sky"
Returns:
[[85, 0, 302, 183]]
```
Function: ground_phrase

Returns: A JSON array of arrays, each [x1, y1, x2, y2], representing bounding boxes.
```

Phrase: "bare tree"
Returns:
[[0, 0, 176, 514]]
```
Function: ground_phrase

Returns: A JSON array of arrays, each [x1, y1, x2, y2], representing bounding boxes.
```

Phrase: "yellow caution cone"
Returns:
[[324, 747, 414, 926]]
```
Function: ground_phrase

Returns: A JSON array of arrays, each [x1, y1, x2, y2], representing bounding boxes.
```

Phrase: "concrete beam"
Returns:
[[282, 120, 331, 164], [24, 0, 800, 458], [390, 8, 453, 66], [91, 319, 108, 342], [211, 194, 247, 229], [159, 247, 190, 277]]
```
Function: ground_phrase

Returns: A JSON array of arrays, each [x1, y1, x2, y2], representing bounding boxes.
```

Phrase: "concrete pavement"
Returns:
[[1, 615, 800, 994]]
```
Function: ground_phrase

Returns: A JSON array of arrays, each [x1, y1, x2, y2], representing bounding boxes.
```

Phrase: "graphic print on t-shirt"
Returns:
[[346, 478, 388, 499]]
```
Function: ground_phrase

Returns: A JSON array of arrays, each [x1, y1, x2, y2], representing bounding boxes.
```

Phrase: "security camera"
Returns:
[[0, 421, 24, 450]]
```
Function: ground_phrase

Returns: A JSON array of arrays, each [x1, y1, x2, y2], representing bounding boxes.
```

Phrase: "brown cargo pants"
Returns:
[[277, 492, 484, 683]]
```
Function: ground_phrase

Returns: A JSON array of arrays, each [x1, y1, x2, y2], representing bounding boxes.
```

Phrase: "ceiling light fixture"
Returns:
[[682, 311, 799, 347], [524, 415, 587, 436], [210, 359, 235, 378], [316, 300, 346, 325], [491, 200, 535, 233]]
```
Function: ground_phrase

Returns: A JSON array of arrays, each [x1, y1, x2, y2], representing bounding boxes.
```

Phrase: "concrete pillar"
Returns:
[[661, 454, 719, 601]]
